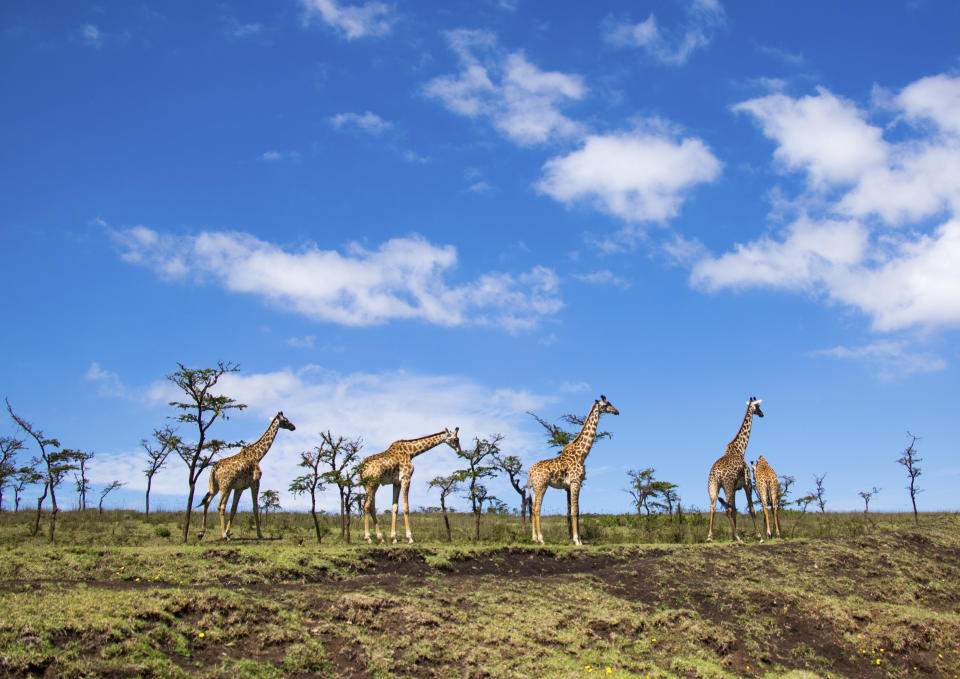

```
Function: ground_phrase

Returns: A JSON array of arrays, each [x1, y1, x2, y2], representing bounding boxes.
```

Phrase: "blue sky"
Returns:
[[2, 0, 959, 518]]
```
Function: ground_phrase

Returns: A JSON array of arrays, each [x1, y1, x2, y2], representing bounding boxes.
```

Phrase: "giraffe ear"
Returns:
[[454, 427, 459, 435], [600, 394, 606, 401]]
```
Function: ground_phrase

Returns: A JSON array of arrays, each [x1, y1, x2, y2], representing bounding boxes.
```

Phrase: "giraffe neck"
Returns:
[[402, 431, 448, 459], [563, 401, 601, 465], [245, 417, 281, 462], [726, 405, 754, 459]]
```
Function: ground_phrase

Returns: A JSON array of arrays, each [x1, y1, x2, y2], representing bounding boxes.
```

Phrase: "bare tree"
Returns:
[[98, 480, 125, 514], [289, 447, 328, 543], [897, 432, 922, 526], [858, 486, 880, 516], [69, 450, 95, 511], [0, 435, 26, 510], [7, 399, 78, 540], [493, 453, 528, 532], [142, 425, 178, 515], [455, 434, 503, 541], [165, 362, 246, 543], [428, 473, 461, 542], [776, 475, 795, 511], [813, 474, 827, 513]]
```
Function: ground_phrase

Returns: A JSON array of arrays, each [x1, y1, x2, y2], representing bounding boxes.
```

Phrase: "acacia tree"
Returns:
[[70, 450, 95, 511], [98, 480, 124, 514], [165, 362, 246, 543], [259, 489, 281, 529], [626, 468, 659, 521], [455, 434, 503, 541], [315, 431, 363, 538], [776, 475, 796, 511], [428, 473, 461, 542], [493, 452, 528, 532], [7, 399, 80, 540], [142, 426, 178, 515], [13, 465, 42, 512], [897, 432, 922, 526], [657, 481, 680, 519], [0, 435, 26, 510], [859, 486, 881, 516], [289, 446, 328, 543]]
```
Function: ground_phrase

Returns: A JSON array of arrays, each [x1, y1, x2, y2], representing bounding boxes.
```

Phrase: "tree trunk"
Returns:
[[33, 484, 48, 536], [441, 496, 452, 542], [474, 510, 481, 541], [182, 484, 197, 543], [48, 484, 58, 542], [910, 481, 919, 526], [345, 506, 352, 544], [145, 475, 153, 516]]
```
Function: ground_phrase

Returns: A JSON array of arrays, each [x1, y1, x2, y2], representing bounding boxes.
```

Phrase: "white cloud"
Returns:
[[329, 111, 393, 135], [733, 87, 888, 187], [109, 226, 562, 331], [810, 340, 946, 380], [536, 123, 722, 237], [85, 362, 128, 398], [81, 24, 103, 48], [299, 0, 394, 40], [286, 335, 316, 348], [260, 150, 301, 162], [88, 365, 555, 512], [603, 0, 726, 66], [572, 269, 631, 289], [693, 74, 960, 335], [424, 30, 585, 146]]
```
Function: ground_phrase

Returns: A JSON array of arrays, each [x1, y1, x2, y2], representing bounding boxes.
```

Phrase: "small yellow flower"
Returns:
[[135, 577, 140, 582], [605, 668, 612, 675], [198, 632, 205, 639], [876, 659, 881, 665]]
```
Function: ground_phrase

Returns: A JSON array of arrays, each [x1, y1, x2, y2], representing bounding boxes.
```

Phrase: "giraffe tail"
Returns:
[[716, 496, 729, 509], [195, 465, 218, 508]]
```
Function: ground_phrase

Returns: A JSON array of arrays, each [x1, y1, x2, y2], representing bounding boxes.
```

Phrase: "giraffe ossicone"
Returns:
[[527, 395, 619, 546], [359, 426, 461, 545], [197, 411, 296, 541], [706, 397, 763, 544]]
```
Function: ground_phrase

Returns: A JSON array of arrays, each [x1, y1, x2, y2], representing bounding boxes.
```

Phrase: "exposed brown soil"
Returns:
[[3, 532, 959, 678]]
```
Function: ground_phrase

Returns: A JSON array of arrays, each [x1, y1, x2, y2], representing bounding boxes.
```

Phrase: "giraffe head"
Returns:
[[747, 397, 763, 418], [442, 427, 462, 453], [598, 395, 620, 416], [276, 411, 296, 431]]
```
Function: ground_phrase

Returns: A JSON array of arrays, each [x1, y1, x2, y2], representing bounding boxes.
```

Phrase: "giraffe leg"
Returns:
[[770, 485, 782, 538], [225, 488, 243, 540], [371, 487, 384, 544], [250, 480, 263, 539], [362, 485, 372, 543], [743, 483, 761, 541], [401, 478, 413, 544], [218, 489, 231, 540], [390, 483, 400, 544], [198, 476, 219, 541], [757, 485, 772, 538], [565, 487, 573, 540], [724, 484, 741, 543], [570, 482, 582, 546], [706, 477, 719, 542], [531, 484, 546, 545]]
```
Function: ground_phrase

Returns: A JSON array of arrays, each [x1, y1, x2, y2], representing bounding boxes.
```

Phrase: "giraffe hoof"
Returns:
[[705, 536, 713, 543]]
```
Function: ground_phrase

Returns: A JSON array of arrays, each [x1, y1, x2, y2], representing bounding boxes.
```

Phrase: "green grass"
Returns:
[[0, 510, 958, 678]]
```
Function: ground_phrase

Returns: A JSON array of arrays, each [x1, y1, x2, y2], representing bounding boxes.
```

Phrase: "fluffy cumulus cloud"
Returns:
[[694, 73, 960, 344], [109, 226, 561, 331], [424, 29, 586, 146], [299, 0, 394, 40], [87, 365, 554, 512], [536, 123, 722, 235], [603, 0, 726, 66]]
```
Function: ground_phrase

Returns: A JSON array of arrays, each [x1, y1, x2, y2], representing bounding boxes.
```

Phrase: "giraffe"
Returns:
[[707, 397, 763, 543], [359, 427, 461, 544], [197, 411, 296, 540], [751, 455, 782, 538], [527, 395, 619, 546]]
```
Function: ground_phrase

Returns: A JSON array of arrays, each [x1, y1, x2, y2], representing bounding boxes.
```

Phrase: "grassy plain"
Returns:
[[0, 509, 958, 678]]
